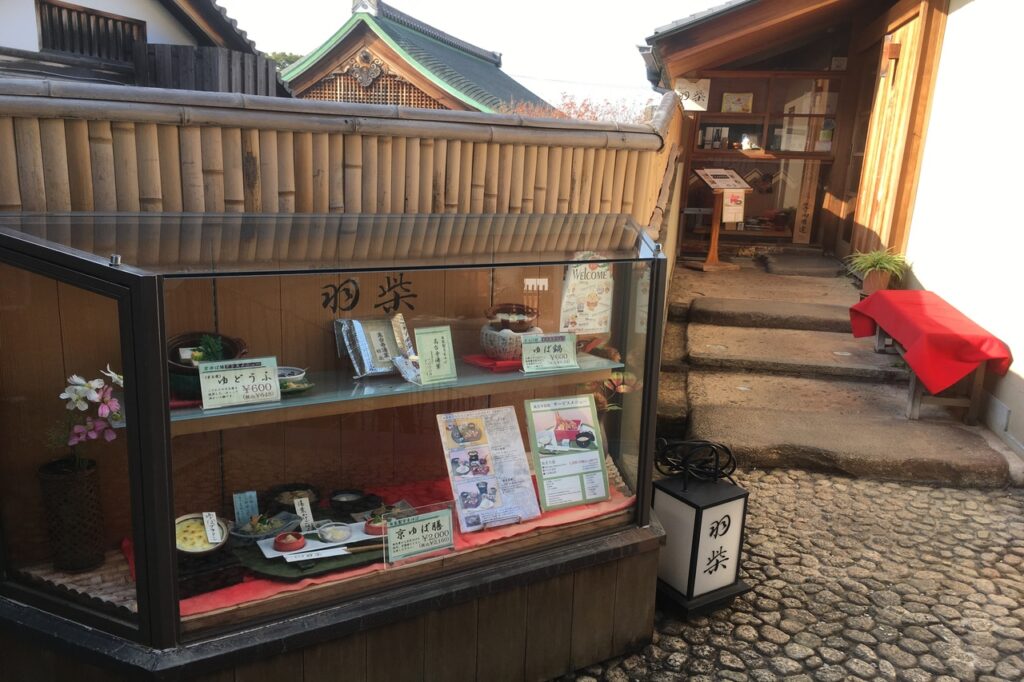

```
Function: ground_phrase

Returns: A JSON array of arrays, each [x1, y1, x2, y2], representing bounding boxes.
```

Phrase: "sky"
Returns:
[[217, 0, 720, 108]]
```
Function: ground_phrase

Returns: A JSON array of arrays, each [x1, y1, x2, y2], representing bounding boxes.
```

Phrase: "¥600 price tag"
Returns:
[[521, 333, 578, 373], [199, 357, 281, 410]]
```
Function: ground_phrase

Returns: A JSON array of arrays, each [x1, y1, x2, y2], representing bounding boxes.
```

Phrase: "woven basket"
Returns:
[[38, 458, 105, 572]]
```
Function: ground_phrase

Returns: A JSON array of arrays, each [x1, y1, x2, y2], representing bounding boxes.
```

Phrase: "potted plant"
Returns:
[[39, 365, 124, 571], [846, 248, 909, 296]]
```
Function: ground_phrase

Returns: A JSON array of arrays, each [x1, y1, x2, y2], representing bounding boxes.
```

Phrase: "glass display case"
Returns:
[[0, 213, 665, 666]]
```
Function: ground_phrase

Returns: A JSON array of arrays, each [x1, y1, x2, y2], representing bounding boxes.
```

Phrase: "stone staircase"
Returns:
[[656, 263, 1014, 487]]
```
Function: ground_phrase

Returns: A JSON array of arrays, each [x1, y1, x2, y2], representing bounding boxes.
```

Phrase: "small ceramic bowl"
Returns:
[[273, 531, 306, 552], [175, 513, 230, 555], [277, 366, 307, 382], [316, 522, 353, 544], [329, 489, 383, 516]]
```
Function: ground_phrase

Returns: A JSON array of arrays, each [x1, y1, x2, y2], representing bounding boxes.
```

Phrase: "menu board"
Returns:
[[437, 407, 541, 533], [560, 254, 614, 334], [525, 395, 610, 511]]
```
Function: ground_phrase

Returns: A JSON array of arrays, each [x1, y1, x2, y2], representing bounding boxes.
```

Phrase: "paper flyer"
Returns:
[[560, 254, 614, 334], [436, 406, 541, 533], [525, 394, 610, 511]]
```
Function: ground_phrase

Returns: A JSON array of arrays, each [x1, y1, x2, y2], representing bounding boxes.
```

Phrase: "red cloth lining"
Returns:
[[179, 478, 634, 617], [849, 290, 1012, 394]]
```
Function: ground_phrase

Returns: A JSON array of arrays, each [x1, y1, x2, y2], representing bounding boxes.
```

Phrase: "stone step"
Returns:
[[660, 319, 687, 373], [760, 253, 846, 278], [688, 297, 852, 333], [686, 371, 1010, 487], [687, 323, 908, 383], [655, 371, 687, 439]]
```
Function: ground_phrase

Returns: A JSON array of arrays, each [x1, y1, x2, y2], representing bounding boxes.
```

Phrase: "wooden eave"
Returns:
[[286, 24, 471, 110], [652, 0, 862, 79]]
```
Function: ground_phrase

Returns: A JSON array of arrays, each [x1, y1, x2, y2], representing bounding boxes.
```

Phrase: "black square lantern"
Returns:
[[653, 476, 751, 615]]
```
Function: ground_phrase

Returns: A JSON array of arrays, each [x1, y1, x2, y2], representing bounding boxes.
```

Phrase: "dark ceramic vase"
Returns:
[[38, 457, 105, 572]]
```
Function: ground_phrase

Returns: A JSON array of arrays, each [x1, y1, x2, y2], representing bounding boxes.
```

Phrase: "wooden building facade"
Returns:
[[644, 0, 948, 259]]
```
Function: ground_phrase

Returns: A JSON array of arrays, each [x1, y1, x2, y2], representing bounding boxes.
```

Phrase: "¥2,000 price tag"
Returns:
[[202, 512, 223, 543], [294, 497, 315, 532], [521, 333, 578, 373], [386, 508, 454, 563], [199, 357, 281, 410]]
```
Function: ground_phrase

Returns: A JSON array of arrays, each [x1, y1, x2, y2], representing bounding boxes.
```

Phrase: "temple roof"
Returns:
[[283, 1, 549, 112]]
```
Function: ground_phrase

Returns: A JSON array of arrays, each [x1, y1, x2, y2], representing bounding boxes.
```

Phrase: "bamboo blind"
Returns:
[[0, 81, 682, 235]]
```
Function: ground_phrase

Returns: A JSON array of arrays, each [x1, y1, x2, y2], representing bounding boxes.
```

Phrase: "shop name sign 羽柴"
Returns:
[[521, 333, 578, 373], [386, 508, 454, 562], [198, 357, 281, 410]]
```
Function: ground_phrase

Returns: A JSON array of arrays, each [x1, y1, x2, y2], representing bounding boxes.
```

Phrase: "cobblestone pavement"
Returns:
[[563, 468, 1024, 682]]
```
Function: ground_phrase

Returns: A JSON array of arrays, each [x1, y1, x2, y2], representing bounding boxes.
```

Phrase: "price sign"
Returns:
[[521, 333, 578, 373], [232, 491, 259, 526], [294, 497, 315, 532], [199, 357, 281, 410], [386, 508, 454, 563], [414, 326, 458, 385], [202, 512, 223, 544]]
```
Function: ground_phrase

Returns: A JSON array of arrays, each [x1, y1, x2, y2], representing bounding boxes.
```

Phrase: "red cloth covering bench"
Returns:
[[849, 290, 1012, 394]]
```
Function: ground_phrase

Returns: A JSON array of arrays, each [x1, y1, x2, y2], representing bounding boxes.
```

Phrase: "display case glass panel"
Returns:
[[0, 262, 139, 632], [769, 78, 841, 115], [766, 117, 836, 153], [0, 213, 661, 642]]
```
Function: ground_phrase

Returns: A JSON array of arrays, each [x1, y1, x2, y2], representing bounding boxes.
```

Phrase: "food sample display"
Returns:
[[0, 213, 663, 658]]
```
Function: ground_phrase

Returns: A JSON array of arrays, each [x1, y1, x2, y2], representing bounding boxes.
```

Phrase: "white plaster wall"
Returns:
[[904, 0, 1024, 453], [0, 0, 199, 51]]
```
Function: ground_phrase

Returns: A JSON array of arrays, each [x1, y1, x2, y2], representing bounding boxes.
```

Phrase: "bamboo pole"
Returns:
[[135, 122, 163, 211], [157, 124, 183, 211], [277, 130, 296, 213], [484, 142, 499, 213], [508, 144, 524, 214], [88, 120, 116, 211], [328, 132, 343, 212], [444, 140, 461, 213], [602, 149, 619, 213], [497, 143, 512, 213], [390, 136, 405, 213], [344, 133, 362, 213], [545, 147, 562, 213], [39, 118, 71, 211], [0, 117, 19, 210], [361, 135, 377, 213], [259, 129, 279, 213], [569, 147, 585, 213], [522, 145, 537, 214], [620, 150, 638, 216], [64, 119, 93, 210], [589, 148, 606, 213], [379, 136, 393, 214], [633, 150, 654, 223], [179, 126, 205, 212], [432, 138, 447, 213], [578, 148, 595, 214], [111, 121, 141, 211], [240, 128, 261, 212], [418, 138, 433, 212], [557, 146, 572, 213], [470, 141, 486, 213], [533, 146, 548, 214], [222, 127, 244, 213], [311, 132, 329, 212], [293, 131, 313, 212], [13, 118, 46, 212], [200, 126, 225, 212], [403, 137, 419, 212], [458, 141, 472, 213]]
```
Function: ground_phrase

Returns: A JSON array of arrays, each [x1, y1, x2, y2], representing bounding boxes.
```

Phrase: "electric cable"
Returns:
[[655, 438, 737, 486]]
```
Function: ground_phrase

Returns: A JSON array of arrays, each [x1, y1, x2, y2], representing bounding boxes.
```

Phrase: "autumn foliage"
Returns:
[[503, 93, 653, 124]]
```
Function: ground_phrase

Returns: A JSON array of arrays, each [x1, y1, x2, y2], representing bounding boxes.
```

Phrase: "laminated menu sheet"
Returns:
[[437, 406, 541, 533]]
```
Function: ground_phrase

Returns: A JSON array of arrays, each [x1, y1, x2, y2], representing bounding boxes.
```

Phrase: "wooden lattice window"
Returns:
[[37, 0, 147, 64], [302, 72, 446, 109]]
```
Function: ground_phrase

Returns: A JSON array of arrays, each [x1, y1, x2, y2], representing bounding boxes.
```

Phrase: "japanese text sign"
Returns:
[[521, 333, 578, 373], [386, 508, 454, 563], [199, 357, 280, 410], [674, 78, 710, 111], [415, 326, 457, 385]]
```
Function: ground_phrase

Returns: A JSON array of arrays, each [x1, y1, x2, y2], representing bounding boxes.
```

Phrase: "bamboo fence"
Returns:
[[0, 79, 682, 240]]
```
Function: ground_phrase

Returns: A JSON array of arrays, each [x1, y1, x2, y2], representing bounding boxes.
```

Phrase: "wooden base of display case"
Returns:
[[0, 523, 663, 681]]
